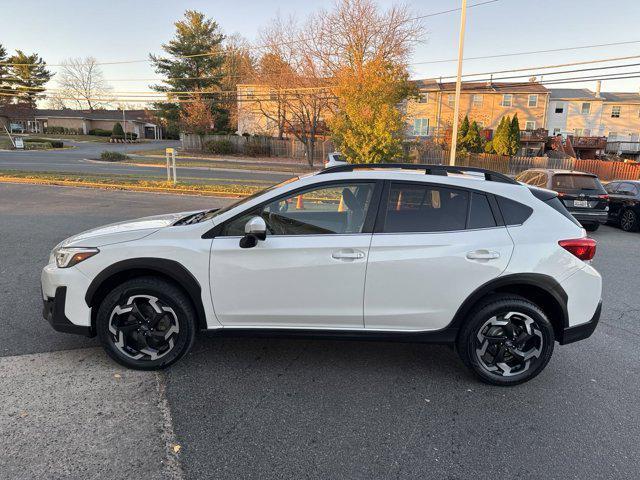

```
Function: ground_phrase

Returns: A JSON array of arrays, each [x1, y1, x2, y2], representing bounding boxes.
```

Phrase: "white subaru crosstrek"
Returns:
[[42, 164, 602, 385]]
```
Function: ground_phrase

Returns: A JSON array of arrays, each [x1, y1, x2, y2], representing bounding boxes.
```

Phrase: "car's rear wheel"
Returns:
[[96, 277, 196, 370], [620, 209, 638, 232], [457, 294, 555, 386], [583, 222, 599, 232]]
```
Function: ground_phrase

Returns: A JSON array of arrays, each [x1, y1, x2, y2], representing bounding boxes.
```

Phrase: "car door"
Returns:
[[604, 182, 622, 221], [364, 181, 514, 331], [209, 180, 380, 328]]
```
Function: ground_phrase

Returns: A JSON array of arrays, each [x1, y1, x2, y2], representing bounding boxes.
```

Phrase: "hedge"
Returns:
[[100, 151, 129, 161], [24, 142, 53, 150], [204, 139, 234, 155], [43, 126, 82, 135], [88, 129, 112, 137], [24, 138, 63, 148]]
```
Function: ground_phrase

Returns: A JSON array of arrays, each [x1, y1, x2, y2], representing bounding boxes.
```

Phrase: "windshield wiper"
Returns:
[[175, 209, 219, 225]]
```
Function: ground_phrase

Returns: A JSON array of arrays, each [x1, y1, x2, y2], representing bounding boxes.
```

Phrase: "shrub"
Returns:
[[88, 129, 112, 137], [100, 151, 129, 161], [24, 142, 53, 150], [43, 126, 82, 135], [25, 138, 63, 148], [203, 139, 234, 155], [245, 142, 270, 156], [112, 122, 125, 138]]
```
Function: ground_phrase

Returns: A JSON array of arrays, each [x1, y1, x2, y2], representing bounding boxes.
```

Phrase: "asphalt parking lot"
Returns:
[[1, 183, 639, 480]]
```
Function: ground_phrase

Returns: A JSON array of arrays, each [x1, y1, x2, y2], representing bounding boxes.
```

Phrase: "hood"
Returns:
[[59, 211, 200, 248]]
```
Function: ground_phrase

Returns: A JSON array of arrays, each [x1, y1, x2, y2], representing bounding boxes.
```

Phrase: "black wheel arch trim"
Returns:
[[84, 258, 208, 331], [448, 273, 569, 332]]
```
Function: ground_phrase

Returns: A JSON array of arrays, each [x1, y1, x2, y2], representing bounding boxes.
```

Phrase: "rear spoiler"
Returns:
[[528, 186, 557, 202]]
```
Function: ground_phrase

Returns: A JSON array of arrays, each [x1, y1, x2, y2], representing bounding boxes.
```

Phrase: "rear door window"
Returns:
[[382, 183, 469, 233], [468, 193, 497, 229]]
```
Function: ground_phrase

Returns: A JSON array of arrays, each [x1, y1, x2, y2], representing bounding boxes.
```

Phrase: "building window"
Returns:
[[501, 94, 513, 107], [581, 102, 590, 114], [609, 132, 618, 140], [418, 92, 429, 104], [528, 94, 538, 107], [472, 94, 483, 107], [574, 128, 583, 136], [525, 121, 535, 131], [412, 118, 430, 137], [245, 87, 255, 98], [554, 103, 564, 114], [447, 94, 455, 107], [611, 106, 621, 118], [553, 128, 561, 135]]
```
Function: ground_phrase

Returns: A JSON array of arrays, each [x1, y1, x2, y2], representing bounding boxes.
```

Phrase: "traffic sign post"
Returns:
[[165, 148, 177, 184]]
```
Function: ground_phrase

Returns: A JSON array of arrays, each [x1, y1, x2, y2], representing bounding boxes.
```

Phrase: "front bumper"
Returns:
[[569, 209, 608, 225], [558, 300, 601, 344], [42, 286, 94, 337]]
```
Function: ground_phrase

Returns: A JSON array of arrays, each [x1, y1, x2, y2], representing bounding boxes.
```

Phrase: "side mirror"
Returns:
[[239, 216, 267, 248]]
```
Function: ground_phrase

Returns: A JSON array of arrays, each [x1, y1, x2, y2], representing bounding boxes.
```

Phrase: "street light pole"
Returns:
[[449, 0, 468, 166]]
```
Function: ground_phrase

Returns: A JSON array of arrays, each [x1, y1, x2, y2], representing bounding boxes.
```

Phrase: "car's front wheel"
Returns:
[[96, 276, 196, 370], [457, 294, 555, 386], [620, 208, 638, 232]]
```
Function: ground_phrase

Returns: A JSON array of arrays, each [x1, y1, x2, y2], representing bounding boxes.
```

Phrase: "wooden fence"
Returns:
[[416, 148, 640, 181], [181, 133, 334, 162]]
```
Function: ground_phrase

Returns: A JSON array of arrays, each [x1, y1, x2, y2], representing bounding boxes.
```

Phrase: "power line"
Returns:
[[411, 39, 640, 65], [0, 1, 499, 68]]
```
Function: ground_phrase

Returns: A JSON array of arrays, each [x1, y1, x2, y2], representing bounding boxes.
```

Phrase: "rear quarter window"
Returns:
[[496, 196, 533, 225]]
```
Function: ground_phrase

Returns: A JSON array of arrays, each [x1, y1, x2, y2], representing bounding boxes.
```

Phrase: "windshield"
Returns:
[[552, 174, 603, 191], [209, 176, 300, 219]]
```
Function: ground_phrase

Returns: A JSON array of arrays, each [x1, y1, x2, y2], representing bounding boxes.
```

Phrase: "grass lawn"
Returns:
[[0, 169, 264, 197], [36, 134, 113, 143]]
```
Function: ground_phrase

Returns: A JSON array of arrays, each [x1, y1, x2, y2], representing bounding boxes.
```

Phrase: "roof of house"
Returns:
[[414, 80, 548, 93], [548, 88, 597, 100], [33, 109, 153, 122], [600, 92, 640, 103]]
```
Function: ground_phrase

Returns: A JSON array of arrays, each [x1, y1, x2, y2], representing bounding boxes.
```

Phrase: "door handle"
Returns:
[[466, 249, 500, 260], [332, 250, 365, 260]]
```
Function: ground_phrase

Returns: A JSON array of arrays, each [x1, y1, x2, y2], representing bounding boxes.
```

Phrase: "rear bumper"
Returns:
[[42, 286, 94, 337], [558, 300, 601, 344], [569, 209, 608, 224]]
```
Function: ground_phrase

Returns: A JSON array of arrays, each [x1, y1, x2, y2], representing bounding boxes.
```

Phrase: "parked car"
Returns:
[[324, 151, 348, 168], [604, 180, 640, 231], [42, 164, 602, 386], [515, 169, 609, 231]]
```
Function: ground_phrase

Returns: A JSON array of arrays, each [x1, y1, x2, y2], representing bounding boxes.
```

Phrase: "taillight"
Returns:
[[557, 192, 565, 197], [598, 194, 609, 200], [559, 238, 597, 261]]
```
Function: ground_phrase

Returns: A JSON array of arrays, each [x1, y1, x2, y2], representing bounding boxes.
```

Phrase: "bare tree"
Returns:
[[57, 57, 113, 111], [221, 34, 257, 131], [254, 17, 333, 166]]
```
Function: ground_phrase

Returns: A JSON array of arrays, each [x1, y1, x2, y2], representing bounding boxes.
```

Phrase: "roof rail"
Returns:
[[317, 163, 518, 185]]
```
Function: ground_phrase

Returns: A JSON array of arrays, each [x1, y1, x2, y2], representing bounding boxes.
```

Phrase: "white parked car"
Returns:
[[324, 151, 348, 168], [42, 164, 602, 385]]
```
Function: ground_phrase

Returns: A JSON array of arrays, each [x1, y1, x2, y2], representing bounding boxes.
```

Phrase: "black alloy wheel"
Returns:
[[620, 209, 638, 232], [457, 294, 555, 386], [97, 277, 196, 370]]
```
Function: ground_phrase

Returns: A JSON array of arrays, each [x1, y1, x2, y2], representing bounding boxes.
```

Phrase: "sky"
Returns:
[[2, 0, 640, 104]]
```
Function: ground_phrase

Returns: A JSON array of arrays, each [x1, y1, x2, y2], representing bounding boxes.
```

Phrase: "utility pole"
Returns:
[[449, 0, 468, 166], [122, 106, 127, 144]]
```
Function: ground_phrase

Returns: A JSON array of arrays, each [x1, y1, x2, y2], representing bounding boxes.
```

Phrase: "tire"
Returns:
[[457, 294, 555, 386], [96, 276, 197, 370], [583, 222, 599, 232], [619, 208, 639, 232]]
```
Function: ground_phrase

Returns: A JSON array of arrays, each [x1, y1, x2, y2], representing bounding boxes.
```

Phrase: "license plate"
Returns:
[[574, 200, 589, 208]]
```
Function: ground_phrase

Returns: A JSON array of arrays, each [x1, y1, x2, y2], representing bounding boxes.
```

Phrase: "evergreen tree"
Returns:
[[509, 113, 521, 155], [493, 116, 511, 155], [112, 122, 124, 138], [456, 115, 470, 151], [7, 50, 52, 109], [150, 10, 226, 138], [0, 44, 12, 106], [464, 121, 484, 153]]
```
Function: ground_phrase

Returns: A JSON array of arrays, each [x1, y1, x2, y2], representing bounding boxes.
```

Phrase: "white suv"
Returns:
[[42, 164, 602, 385]]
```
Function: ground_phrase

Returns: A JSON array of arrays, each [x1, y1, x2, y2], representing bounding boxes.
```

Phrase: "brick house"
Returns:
[[405, 80, 550, 145]]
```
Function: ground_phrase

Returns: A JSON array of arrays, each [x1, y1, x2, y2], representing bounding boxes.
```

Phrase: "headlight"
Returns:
[[53, 247, 100, 268]]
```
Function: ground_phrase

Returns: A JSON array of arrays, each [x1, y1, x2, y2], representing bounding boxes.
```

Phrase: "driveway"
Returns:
[[1, 183, 638, 479]]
